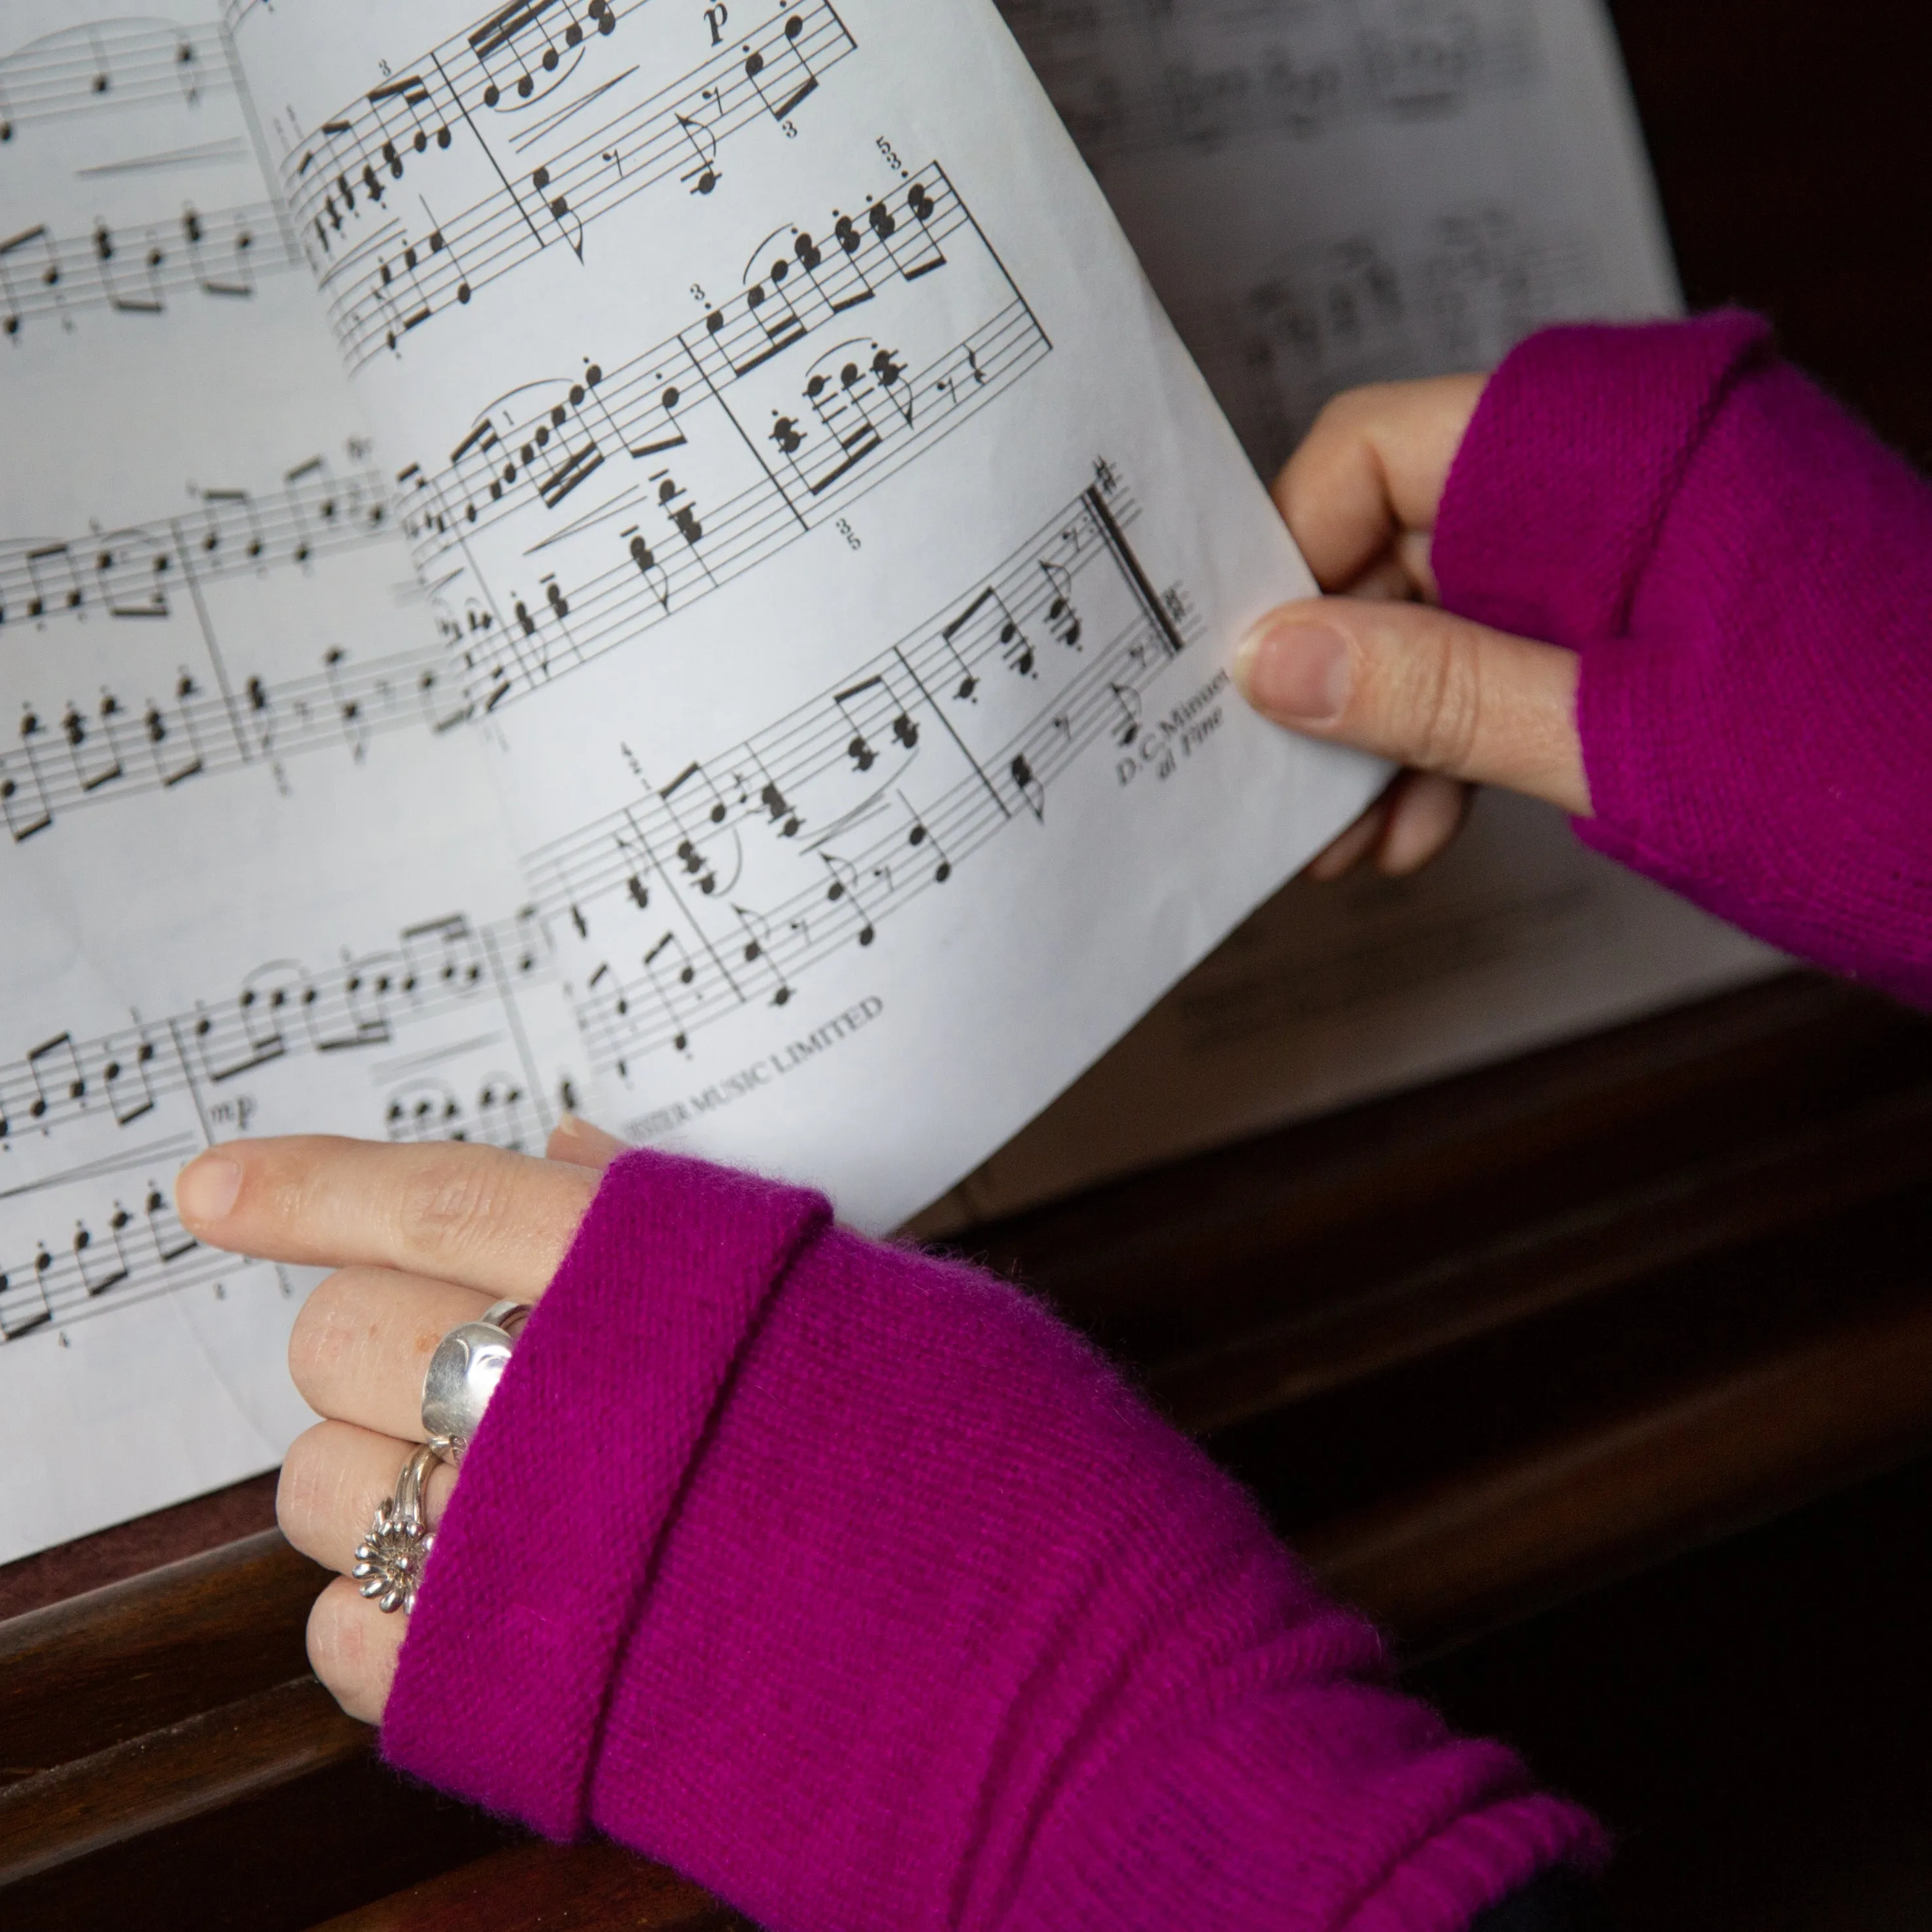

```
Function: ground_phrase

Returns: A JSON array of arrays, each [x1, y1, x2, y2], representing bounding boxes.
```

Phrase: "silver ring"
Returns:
[[421, 1299, 529, 1464], [354, 1441, 441, 1614]]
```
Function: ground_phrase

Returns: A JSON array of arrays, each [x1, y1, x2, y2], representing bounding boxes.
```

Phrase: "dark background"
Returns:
[[1609, 0, 1932, 461], [1402, 7, 1932, 1922]]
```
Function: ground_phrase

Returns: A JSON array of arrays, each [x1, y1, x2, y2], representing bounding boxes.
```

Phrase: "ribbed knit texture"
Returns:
[[385, 1148, 1604, 1931], [1433, 309, 1932, 1008]]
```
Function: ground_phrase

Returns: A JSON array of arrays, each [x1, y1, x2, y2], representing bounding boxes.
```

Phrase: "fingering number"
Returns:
[[835, 518, 861, 551], [875, 135, 904, 173], [781, 118, 799, 138], [690, 282, 709, 303]]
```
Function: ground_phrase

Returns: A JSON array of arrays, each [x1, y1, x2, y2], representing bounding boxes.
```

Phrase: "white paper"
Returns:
[[909, 0, 1780, 1229], [0, 1, 589, 1560], [1, 0, 1375, 1558], [231, 0, 1383, 1231]]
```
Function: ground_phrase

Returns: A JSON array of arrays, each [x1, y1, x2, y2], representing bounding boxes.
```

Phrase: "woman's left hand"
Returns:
[[173, 1117, 627, 1722]]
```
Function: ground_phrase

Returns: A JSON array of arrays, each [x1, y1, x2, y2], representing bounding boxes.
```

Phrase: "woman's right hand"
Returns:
[[1242, 376, 1592, 880]]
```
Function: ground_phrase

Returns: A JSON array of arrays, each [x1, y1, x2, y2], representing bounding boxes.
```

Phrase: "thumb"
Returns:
[[1233, 598, 1591, 817]]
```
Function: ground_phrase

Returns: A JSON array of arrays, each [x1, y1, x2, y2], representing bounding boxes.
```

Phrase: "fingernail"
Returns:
[[176, 1153, 242, 1225], [1235, 618, 1352, 724]]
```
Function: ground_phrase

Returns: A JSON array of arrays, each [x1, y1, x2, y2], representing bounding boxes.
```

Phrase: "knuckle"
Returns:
[[1405, 622, 1485, 775], [1305, 385, 1378, 455], [393, 1150, 507, 1265]]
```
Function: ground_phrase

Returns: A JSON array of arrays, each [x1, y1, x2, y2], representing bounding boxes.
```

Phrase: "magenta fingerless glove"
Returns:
[[382, 1148, 1603, 1932], [1434, 310, 1932, 1008]]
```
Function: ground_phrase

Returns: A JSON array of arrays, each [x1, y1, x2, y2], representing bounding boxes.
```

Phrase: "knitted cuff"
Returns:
[[1431, 309, 1772, 649], [1438, 311, 1932, 1007], [380, 1148, 830, 1836]]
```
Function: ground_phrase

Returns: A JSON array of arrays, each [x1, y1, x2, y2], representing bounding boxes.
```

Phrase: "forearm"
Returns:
[[1434, 311, 1932, 1006], [383, 1149, 1603, 1932]]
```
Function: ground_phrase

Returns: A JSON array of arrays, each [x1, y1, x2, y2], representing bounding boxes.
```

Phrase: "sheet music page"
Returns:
[[226, 0, 1386, 1232], [0, 1, 588, 1562], [914, 0, 1780, 1229]]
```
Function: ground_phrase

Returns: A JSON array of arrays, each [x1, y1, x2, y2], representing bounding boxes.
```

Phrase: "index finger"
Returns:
[[175, 1135, 601, 1301]]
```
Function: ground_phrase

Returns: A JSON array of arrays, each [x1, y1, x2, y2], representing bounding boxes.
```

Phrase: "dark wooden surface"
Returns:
[[8, 974, 1932, 1927], [7, 4, 1932, 1925]]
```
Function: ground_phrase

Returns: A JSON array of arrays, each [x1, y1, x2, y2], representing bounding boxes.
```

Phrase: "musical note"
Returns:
[[91, 531, 173, 619], [104, 1034, 159, 1126], [74, 1212, 133, 1299], [522, 469, 1189, 1076], [62, 697, 125, 795], [0, 224, 58, 337], [0, 204, 298, 334], [0, 1247, 55, 1341], [1042, 557, 1083, 650], [474, 1076, 538, 1149], [1, 465, 391, 642], [93, 219, 163, 315], [904, 808, 955, 885], [26, 1034, 87, 1125], [286, 0, 858, 370], [657, 763, 734, 897], [732, 905, 794, 1006], [832, 673, 921, 776], [818, 854, 877, 946], [741, 14, 822, 122], [675, 96, 725, 196], [3, 712, 52, 842], [1008, 750, 1045, 817], [398, 168, 1013, 677], [385, 1078, 465, 1142], [470, 0, 619, 111], [0, 20, 241, 145], [641, 932, 700, 1052], [145, 1184, 198, 1264]]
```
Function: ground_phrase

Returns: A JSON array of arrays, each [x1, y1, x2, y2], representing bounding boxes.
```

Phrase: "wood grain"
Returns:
[[0, 1530, 325, 1780], [1303, 1297, 1932, 1655], [312, 1841, 750, 1931], [0, 1679, 366, 1886], [0, 1677, 511, 1932]]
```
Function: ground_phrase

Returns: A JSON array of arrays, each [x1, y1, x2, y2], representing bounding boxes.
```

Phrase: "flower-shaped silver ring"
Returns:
[[420, 1297, 529, 1466], [354, 1441, 441, 1615]]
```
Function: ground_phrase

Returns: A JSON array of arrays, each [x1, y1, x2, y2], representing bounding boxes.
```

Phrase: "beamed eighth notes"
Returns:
[[283, 0, 858, 370], [399, 160, 1051, 712], [0, 911, 564, 1344], [525, 463, 1196, 1081]]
